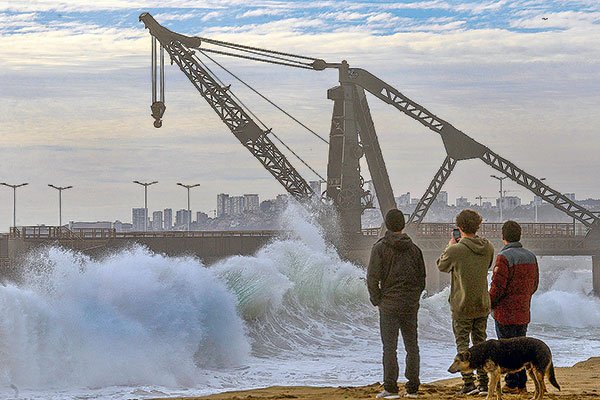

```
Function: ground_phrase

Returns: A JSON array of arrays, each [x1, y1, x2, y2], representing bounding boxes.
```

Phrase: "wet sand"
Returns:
[[154, 357, 600, 400]]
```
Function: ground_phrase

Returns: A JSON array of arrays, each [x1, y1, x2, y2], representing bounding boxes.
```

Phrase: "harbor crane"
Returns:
[[139, 13, 600, 246]]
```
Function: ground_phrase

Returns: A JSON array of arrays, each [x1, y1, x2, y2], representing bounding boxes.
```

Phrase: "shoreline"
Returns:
[[152, 357, 600, 400]]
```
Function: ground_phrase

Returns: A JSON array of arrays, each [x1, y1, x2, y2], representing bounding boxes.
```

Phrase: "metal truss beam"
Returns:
[[408, 156, 457, 224]]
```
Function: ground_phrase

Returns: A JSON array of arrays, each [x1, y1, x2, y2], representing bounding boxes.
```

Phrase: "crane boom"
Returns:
[[140, 13, 314, 202]]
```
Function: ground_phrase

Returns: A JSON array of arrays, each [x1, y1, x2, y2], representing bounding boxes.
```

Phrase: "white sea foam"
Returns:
[[0, 210, 598, 399]]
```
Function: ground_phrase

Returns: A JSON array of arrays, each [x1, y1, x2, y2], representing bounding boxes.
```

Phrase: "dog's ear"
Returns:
[[459, 351, 471, 361]]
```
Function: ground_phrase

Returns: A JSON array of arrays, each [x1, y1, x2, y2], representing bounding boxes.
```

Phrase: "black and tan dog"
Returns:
[[448, 337, 560, 400]]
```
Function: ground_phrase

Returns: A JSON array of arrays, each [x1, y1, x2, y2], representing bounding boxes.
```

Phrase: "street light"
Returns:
[[0, 182, 28, 228], [534, 178, 546, 223], [48, 184, 73, 227], [177, 182, 200, 231], [133, 180, 158, 232], [490, 175, 508, 222]]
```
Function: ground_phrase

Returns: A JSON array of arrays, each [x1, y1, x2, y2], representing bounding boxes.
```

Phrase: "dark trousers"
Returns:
[[452, 316, 489, 387], [495, 321, 528, 388], [379, 309, 420, 394]]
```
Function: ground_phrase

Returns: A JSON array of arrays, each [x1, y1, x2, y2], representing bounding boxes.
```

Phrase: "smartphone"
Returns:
[[452, 228, 461, 242]]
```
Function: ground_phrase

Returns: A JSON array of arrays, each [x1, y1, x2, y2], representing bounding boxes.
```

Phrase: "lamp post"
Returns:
[[0, 182, 28, 228], [534, 178, 546, 223], [490, 175, 508, 222], [177, 182, 200, 231], [133, 180, 158, 232], [48, 184, 73, 227]]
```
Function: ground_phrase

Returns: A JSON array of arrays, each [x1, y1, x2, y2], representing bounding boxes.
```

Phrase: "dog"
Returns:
[[448, 337, 560, 400]]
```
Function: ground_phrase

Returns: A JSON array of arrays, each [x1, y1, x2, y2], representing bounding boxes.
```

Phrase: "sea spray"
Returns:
[[0, 246, 250, 389]]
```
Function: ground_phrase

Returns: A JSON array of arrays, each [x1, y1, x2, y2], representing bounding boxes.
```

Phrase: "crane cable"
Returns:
[[194, 53, 326, 182], [200, 50, 329, 145]]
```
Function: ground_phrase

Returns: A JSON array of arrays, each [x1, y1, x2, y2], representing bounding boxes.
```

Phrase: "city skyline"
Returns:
[[2, 1, 600, 226]]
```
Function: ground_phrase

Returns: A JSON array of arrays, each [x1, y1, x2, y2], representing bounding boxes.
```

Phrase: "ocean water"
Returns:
[[0, 209, 598, 399]]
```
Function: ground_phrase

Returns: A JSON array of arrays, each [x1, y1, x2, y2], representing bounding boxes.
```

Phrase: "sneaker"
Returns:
[[502, 385, 527, 394], [456, 384, 479, 395], [477, 386, 488, 395], [376, 390, 400, 399], [403, 393, 418, 398]]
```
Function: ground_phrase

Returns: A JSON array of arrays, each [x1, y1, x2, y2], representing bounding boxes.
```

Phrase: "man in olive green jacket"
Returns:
[[437, 209, 494, 395]]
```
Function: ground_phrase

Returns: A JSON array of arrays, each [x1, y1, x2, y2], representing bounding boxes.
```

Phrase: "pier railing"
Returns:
[[361, 222, 588, 238], [8, 226, 281, 240]]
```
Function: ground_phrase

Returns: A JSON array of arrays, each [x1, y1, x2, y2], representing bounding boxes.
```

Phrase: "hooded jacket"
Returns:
[[437, 236, 494, 319], [367, 231, 426, 314]]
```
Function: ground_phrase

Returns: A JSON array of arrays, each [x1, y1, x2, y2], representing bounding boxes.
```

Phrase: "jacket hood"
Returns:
[[382, 230, 414, 251], [459, 236, 491, 255]]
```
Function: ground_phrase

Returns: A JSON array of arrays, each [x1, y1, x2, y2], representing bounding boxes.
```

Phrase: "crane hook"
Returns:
[[151, 101, 166, 128]]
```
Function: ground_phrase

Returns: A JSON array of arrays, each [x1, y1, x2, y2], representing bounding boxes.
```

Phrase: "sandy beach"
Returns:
[[154, 357, 600, 400]]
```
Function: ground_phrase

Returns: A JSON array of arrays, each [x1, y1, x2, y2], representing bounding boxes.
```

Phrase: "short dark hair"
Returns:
[[502, 220, 521, 242], [456, 209, 482, 234], [385, 209, 406, 232]]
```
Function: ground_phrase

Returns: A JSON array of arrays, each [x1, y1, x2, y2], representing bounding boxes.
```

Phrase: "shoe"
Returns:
[[477, 386, 488, 395], [376, 390, 400, 399], [502, 385, 527, 394], [403, 393, 418, 398], [456, 384, 479, 395]]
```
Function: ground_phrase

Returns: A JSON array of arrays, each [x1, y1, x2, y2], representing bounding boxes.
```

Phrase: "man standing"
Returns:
[[437, 209, 494, 395], [489, 220, 539, 394], [367, 209, 426, 399]]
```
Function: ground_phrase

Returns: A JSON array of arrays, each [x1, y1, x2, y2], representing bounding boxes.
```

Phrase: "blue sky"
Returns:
[[1, 1, 599, 225]]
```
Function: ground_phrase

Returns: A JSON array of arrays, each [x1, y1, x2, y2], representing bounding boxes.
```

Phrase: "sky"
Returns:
[[1, 0, 599, 227]]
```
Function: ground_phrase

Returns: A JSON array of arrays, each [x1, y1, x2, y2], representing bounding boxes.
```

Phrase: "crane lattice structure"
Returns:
[[139, 13, 600, 244]]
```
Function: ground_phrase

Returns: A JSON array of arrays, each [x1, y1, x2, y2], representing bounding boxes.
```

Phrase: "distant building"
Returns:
[[498, 196, 522, 210], [217, 193, 230, 217], [533, 196, 543, 206], [68, 221, 112, 230], [152, 210, 163, 231], [396, 192, 410, 207], [113, 220, 133, 232], [274, 194, 289, 211], [244, 194, 260, 212], [132, 207, 147, 231], [175, 209, 191, 228], [260, 199, 275, 213], [437, 191, 448, 206], [196, 211, 209, 225], [565, 193, 576, 201], [163, 208, 173, 230], [230, 196, 245, 215], [456, 197, 470, 208], [410, 198, 420, 205], [482, 201, 493, 209]]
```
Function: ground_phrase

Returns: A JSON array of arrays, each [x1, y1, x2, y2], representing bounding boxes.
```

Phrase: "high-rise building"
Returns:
[[217, 193, 230, 217], [565, 193, 576, 201], [196, 211, 209, 225], [497, 196, 522, 210], [152, 210, 163, 231], [244, 194, 260, 212], [175, 209, 191, 228], [132, 208, 147, 231], [163, 208, 173, 230], [437, 191, 448, 206], [230, 196, 245, 215]]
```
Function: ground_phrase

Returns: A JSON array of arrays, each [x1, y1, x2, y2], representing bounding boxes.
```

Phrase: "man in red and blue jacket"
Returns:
[[489, 220, 539, 394]]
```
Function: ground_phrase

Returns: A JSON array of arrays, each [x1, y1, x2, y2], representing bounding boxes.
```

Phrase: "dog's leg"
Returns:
[[486, 370, 496, 400], [527, 367, 539, 400], [534, 368, 546, 400], [496, 372, 502, 400]]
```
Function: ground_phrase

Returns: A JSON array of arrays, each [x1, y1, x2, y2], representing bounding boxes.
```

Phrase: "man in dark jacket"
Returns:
[[367, 209, 426, 399], [489, 220, 539, 394]]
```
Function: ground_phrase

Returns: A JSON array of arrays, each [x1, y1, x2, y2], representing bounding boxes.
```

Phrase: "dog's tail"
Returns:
[[548, 362, 561, 391]]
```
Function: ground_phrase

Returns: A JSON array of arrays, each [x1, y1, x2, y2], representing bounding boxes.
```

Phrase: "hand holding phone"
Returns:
[[452, 228, 461, 243]]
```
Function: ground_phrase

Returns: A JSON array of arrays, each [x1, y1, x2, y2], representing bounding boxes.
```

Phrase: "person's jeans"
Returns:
[[452, 316, 489, 387], [495, 321, 528, 388], [379, 309, 420, 394]]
